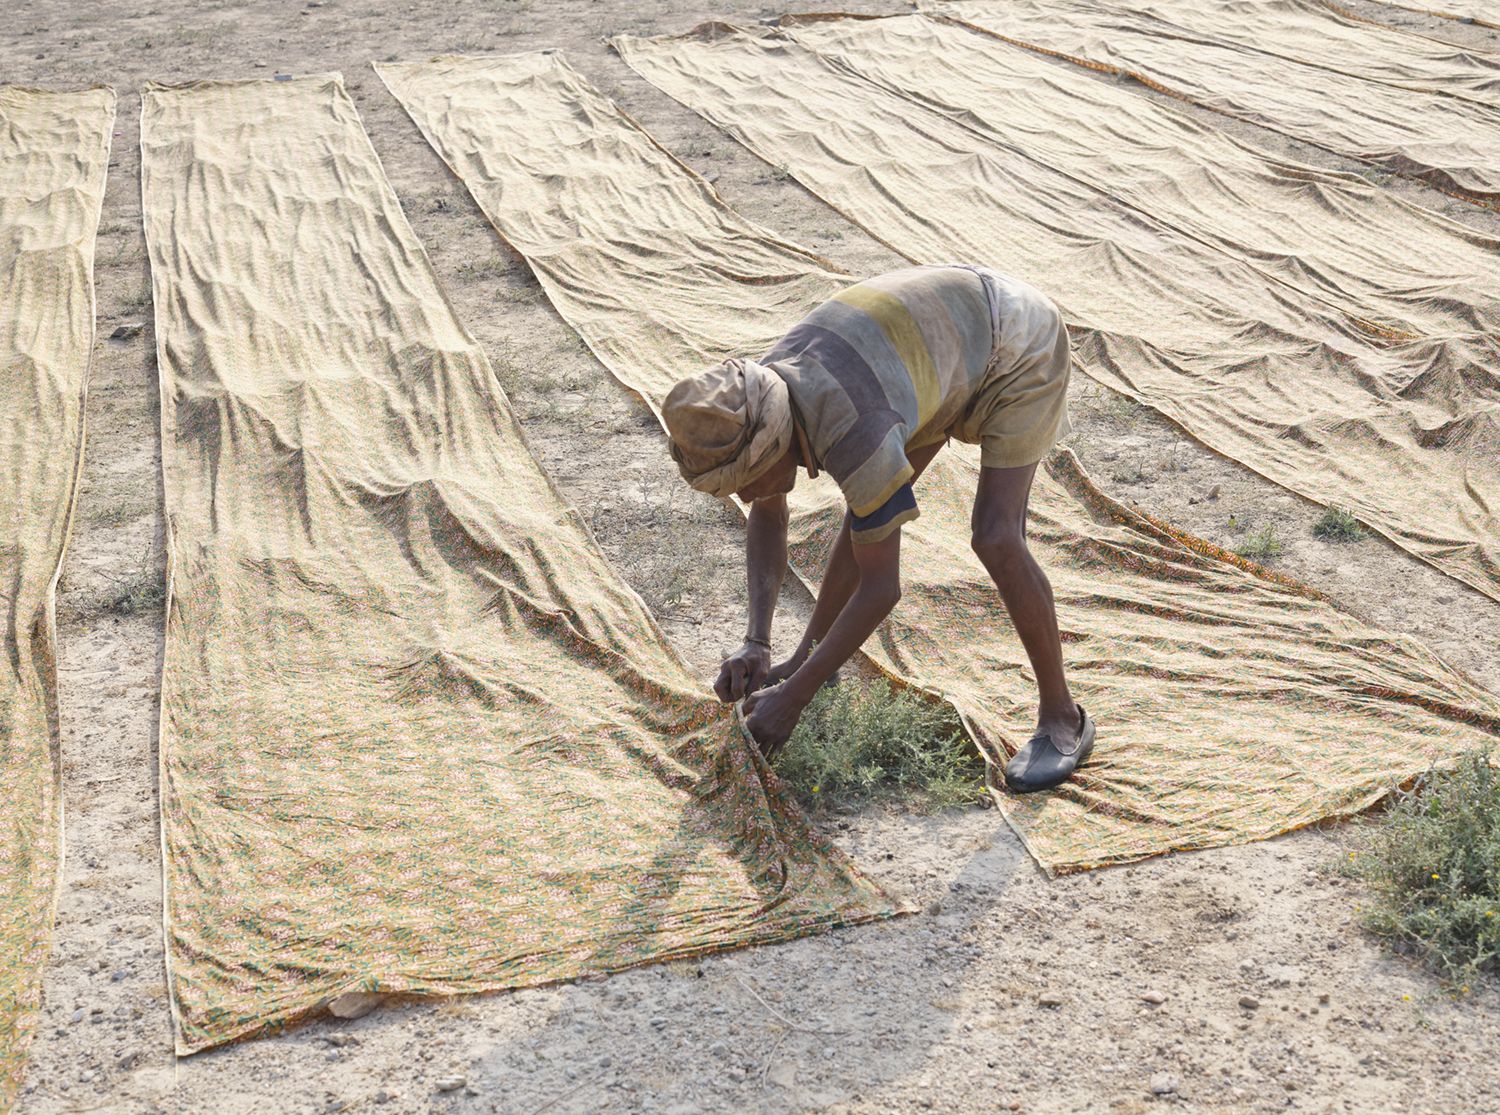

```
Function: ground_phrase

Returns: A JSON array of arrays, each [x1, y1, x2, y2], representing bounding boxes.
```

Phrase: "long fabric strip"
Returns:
[[0, 85, 114, 1113], [1366, 0, 1500, 31], [779, 14, 1500, 342], [140, 74, 901, 1055], [613, 21, 1500, 602], [1097, 0, 1500, 106], [376, 50, 1500, 878], [921, 0, 1500, 204]]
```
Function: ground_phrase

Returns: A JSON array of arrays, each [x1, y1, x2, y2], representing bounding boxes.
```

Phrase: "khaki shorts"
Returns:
[[948, 265, 1073, 470]]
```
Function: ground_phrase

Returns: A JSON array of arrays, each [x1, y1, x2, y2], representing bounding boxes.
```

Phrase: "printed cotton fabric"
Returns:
[[777, 14, 1500, 342], [1366, 0, 1500, 32], [1103, 0, 1500, 106], [613, 19, 1500, 602], [140, 74, 902, 1055], [923, 0, 1500, 203], [0, 85, 114, 1112], [376, 51, 1500, 877]]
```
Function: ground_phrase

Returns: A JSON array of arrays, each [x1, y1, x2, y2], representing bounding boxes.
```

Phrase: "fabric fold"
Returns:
[[0, 84, 115, 1113], [377, 49, 1500, 879], [140, 72, 901, 1055]]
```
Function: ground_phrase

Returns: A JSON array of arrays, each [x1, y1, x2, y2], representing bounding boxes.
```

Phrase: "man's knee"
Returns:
[[971, 524, 1028, 570]]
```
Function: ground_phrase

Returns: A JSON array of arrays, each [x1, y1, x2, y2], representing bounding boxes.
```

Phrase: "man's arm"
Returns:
[[742, 528, 902, 754], [714, 493, 789, 702], [769, 512, 858, 682]]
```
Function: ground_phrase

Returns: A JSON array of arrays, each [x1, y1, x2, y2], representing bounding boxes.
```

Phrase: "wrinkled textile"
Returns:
[[1104, 0, 1500, 106], [376, 51, 1500, 876], [922, 0, 1500, 203], [1366, 0, 1500, 31], [614, 21, 1500, 601], [0, 85, 114, 1112], [139, 74, 902, 1055], [777, 14, 1500, 341]]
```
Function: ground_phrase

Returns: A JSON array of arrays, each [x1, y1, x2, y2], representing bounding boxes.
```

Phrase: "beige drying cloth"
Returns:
[[663, 358, 793, 498], [1105, 0, 1500, 106], [0, 85, 114, 1111], [777, 13, 1500, 341], [376, 50, 1500, 878], [1364, 0, 1500, 32], [140, 74, 902, 1056], [613, 19, 1500, 602], [922, 0, 1500, 204]]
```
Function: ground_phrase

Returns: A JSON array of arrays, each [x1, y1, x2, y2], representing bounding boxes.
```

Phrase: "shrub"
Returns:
[[777, 679, 985, 812], [1351, 751, 1500, 986], [1313, 506, 1367, 542], [1234, 524, 1284, 562]]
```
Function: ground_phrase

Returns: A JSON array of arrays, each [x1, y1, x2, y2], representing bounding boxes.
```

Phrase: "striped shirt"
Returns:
[[763, 265, 995, 543]]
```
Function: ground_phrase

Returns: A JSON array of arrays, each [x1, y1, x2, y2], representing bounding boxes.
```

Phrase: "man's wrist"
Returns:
[[781, 666, 822, 704], [743, 633, 772, 650]]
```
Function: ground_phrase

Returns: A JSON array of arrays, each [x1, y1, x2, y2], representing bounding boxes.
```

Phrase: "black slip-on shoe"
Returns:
[[1004, 706, 1096, 794]]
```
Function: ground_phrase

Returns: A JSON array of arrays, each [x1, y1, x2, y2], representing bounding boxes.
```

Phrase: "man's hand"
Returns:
[[714, 641, 771, 703], [742, 680, 810, 761]]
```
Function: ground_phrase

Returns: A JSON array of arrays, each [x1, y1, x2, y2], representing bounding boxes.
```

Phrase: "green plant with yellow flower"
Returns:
[[1351, 750, 1500, 986]]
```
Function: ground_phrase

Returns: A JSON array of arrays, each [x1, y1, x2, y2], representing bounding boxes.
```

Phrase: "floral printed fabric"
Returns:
[[139, 74, 903, 1055], [378, 49, 1500, 877], [0, 85, 114, 1112]]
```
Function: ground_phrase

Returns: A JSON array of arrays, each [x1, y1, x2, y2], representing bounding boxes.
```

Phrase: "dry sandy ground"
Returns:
[[8, 0, 1500, 1112]]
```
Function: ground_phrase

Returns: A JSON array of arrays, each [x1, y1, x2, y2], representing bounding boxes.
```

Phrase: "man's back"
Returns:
[[762, 265, 996, 479]]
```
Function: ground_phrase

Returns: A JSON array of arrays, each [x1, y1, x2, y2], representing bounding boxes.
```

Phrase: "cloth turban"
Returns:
[[663, 358, 793, 499]]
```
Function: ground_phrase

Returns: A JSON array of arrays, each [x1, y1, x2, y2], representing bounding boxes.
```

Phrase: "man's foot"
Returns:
[[1004, 705, 1095, 794]]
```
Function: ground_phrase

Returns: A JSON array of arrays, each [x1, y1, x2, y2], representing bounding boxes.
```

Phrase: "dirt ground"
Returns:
[[8, 0, 1500, 1112]]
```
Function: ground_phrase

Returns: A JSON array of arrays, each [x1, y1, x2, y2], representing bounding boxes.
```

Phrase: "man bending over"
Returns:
[[661, 265, 1093, 794]]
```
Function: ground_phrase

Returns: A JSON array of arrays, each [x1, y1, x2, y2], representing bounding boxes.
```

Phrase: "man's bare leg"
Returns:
[[970, 461, 1082, 750]]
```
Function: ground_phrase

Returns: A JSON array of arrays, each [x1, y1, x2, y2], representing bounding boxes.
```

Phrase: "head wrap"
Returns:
[[663, 358, 794, 498]]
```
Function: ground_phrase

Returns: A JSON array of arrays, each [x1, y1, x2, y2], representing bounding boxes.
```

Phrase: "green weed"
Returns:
[[101, 570, 166, 617], [778, 680, 985, 812], [1109, 459, 1149, 486], [1234, 524, 1284, 562], [456, 258, 509, 282], [1313, 506, 1367, 542], [1349, 752, 1500, 987]]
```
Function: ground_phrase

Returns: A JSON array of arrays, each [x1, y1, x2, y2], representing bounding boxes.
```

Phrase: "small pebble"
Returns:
[[1239, 995, 1260, 1010], [434, 1076, 465, 1093], [1141, 990, 1166, 1005], [70, 1009, 85, 1024], [1037, 992, 1064, 1008], [1150, 1073, 1179, 1095]]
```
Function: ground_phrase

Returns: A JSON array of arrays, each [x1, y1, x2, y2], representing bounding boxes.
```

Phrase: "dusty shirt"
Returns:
[[762, 265, 995, 543]]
